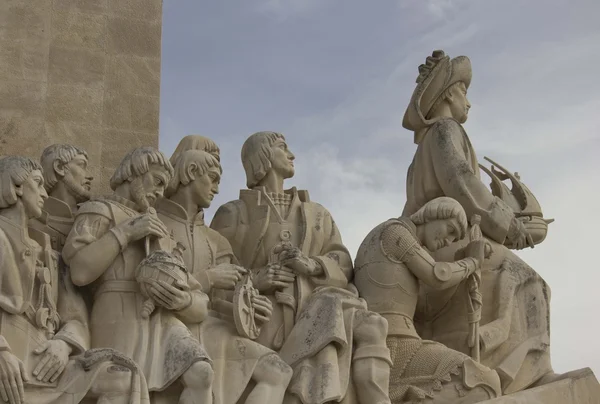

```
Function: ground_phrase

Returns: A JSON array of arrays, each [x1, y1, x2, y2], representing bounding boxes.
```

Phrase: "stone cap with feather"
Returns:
[[403, 50, 472, 143]]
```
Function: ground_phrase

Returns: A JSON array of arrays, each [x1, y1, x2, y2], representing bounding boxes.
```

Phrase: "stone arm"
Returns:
[[310, 206, 353, 287], [62, 207, 125, 287], [175, 276, 210, 324], [381, 221, 478, 290], [210, 201, 247, 263], [429, 119, 514, 244], [53, 260, 90, 355]]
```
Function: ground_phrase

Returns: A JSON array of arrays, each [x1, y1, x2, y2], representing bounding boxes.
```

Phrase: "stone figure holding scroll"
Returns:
[[0, 156, 147, 404], [156, 147, 293, 404], [211, 131, 392, 404], [401, 50, 556, 393], [355, 197, 501, 403], [62, 147, 214, 404]]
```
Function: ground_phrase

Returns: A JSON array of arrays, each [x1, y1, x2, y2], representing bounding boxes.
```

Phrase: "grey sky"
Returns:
[[160, 0, 600, 376]]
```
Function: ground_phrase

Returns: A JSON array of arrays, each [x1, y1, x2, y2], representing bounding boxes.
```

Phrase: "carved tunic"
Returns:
[[156, 198, 277, 404], [63, 195, 210, 392], [403, 117, 553, 393], [212, 187, 391, 404], [0, 216, 130, 403]]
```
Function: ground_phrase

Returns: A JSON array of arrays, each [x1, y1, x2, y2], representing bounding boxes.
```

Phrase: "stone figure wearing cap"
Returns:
[[401, 50, 556, 393], [0, 156, 148, 404], [156, 146, 293, 404], [62, 147, 214, 404], [211, 131, 392, 404], [354, 196, 502, 403]]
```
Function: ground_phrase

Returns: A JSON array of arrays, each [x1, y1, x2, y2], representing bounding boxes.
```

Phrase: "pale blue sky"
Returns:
[[160, 0, 600, 376]]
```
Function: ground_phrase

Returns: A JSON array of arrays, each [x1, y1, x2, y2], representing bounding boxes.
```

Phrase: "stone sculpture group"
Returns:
[[0, 50, 593, 404]]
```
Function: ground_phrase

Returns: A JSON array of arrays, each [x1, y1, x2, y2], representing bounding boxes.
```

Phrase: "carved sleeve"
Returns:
[[404, 244, 479, 290], [429, 119, 514, 244], [210, 202, 244, 262], [311, 206, 353, 287]]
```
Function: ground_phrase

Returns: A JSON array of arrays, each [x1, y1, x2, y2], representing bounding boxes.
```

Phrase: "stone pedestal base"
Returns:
[[482, 368, 600, 403]]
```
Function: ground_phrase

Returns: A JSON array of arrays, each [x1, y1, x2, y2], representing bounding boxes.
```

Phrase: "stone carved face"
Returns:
[[421, 217, 461, 252], [19, 169, 48, 219], [448, 82, 471, 124], [192, 166, 221, 209], [270, 138, 295, 179], [61, 154, 93, 202], [131, 164, 171, 210]]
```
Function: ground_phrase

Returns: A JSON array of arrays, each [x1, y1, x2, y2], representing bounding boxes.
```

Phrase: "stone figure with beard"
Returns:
[[0, 156, 149, 404], [63, 147, 214, 404], [30, 145, 93, 252]]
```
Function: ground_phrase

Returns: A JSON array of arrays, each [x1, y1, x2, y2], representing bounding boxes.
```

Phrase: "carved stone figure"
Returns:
[[211, 132, 392, 404], [62, 147, 214, 404], [29, 144, 94, 252], [401, 50, 556, 393], [156, 148, 293, 404], [0, 156, 148, 404], [169, 135, 221, 164], [355, 197, 502, 403]]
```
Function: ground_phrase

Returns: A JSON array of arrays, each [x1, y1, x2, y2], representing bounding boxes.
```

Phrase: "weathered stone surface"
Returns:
[[482, 368, 600, 403], [0, 39, 49, 82], [108, 0, 162, 22], [103, 92, 160, 132], [52, 0, 108, 15], [46, 84, 103, 125], [0, 80, 46, 115], [48, 46, 105, 88], [105, 55, 161, 96], [107, 17, 162, 58], [0, 0, 51, 42], [0, 0, 162, 193], [50, 10, 106, 50]]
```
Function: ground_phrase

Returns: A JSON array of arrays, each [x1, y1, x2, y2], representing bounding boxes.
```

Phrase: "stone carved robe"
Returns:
[[403, 117, 552, 393], [62, 195, 210, 393], [0, 215, 149, 404], [156, 197, 278, 404], [211, 187, 390, 404]]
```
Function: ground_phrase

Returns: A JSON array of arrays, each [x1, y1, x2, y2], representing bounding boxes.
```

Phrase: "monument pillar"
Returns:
[[0, 0, 162, 192]]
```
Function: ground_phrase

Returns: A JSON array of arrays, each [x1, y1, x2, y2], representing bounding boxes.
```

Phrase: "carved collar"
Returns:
[[155, 198, 205, 225]]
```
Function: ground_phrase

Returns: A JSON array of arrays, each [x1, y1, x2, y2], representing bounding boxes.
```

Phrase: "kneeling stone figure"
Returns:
[[354, 197, 502, 403]]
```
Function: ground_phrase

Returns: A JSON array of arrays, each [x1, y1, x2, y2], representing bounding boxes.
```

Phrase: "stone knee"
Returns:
[[90, 362, 133, 397], [354, 311, 389, 348], [256, 353, 293, 386], [181, 360, 214, 390]]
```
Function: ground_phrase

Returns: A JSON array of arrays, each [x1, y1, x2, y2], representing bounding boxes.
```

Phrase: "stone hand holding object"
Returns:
[[252, 264, 295, 293], [465, 239, 490, 266], [251, 294, 273, 324], [207, 264, 247, 290], [147, 279, 192, 311], [0, 351, 27, 404], [117, 212, 170, 244], [278, 245, 323, 277], [32, 340, 71, 384], [507, 216, 535, 251]]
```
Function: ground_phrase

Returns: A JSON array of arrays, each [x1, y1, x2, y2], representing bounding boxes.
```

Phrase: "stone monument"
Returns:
[[0, 0, 163, 192]]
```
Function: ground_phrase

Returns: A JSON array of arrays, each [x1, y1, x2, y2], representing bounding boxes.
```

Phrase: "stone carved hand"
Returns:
[[208, 264, 247, 290], [507, 217, 534, 250], [0, 351, 27, 404], [252, 264, 295, 293], [147, 279, 192, 311], [251, 294, 273, 324], [278, 246, 323, 277], [118, 213, 169, 243], [465, 239, 491, 266], [33, 339, 71, 384]]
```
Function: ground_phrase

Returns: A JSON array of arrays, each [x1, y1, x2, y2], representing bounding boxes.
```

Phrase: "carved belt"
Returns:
[[95, 280, 140, 299]]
